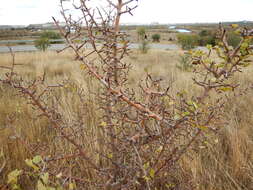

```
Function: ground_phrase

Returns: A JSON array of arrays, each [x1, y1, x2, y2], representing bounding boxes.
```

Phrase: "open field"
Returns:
[[0, 49, 252, 189], [2, 22, 253, 45]]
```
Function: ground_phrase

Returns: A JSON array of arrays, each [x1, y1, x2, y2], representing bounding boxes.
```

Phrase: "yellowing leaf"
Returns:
[[80, 64, 86, 70], [7, 169, 22, 184], [56, 173, 62, 178], [69, 182, 76, 190], [149, 168, 155, 178], [156, 146, 163, 153], [107, 153, 113, 159], [219, 87, 233, 92], [166, 183, 175, 188], [143, 162, 150, 170], [197, 125, 208, 130], [143, 175, 151, 182], [168, 101, 174, 106], [25, 159, 39, 171], [100, 121, 107, 127], [231, 24, 239, 28]]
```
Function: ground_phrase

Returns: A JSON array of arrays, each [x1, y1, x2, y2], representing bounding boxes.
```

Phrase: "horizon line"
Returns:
[[0, 20, 252, 27]]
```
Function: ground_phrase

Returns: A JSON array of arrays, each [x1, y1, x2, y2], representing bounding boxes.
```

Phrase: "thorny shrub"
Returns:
[[0, 0, 253, 189]]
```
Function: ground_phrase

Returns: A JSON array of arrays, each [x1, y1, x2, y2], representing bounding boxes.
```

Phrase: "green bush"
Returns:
[[199, 30, 209, 37], [40, 31, 61, 39], [198, 35, 216, 46], [227, 32, 242, 48], [177, 34, 199, 50], [137, 27, 146, 41], [34, 37, 51, 51], [152, 33, 161, 42]]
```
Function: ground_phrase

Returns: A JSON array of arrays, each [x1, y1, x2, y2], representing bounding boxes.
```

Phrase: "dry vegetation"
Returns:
[[0, 49, 252, 189], [0, 1, 253, 189]]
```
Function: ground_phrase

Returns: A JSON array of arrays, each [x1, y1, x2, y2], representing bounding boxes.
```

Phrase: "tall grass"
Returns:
[[0, 50, 252, 189]]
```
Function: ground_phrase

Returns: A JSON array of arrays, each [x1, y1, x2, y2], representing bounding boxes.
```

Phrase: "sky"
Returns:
[[0, 0, 252, 25]]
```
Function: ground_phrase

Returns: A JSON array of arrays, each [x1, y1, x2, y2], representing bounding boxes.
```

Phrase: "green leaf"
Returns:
[[234, 29, 241, 35], [216, 63, 225, 68], [7, 169, 22, 184], [37, 180, 47, 190], [188, 101, 198, 109], [48, 188, 56, 190], [41, 173, 49, 185], [182, 111, 190, 117], [241, 42, 249, 50], [206, 44, 212, 50], [33, 155, 43, 164], [174, 114, 181, 120]]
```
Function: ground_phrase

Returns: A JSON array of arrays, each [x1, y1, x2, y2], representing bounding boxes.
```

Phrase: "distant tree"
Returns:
[[137, 27, 146, 41], [34, 37, 51, 51], [152, 33, 161, 42], [199, 30, 209, 37], [198, 30, 217, 46], [198, 35, 216, 46], [227, 32, 242, 48], [139, 40, 149, 54], [177, 34, 199, 50], [41, 31, 61, 39]]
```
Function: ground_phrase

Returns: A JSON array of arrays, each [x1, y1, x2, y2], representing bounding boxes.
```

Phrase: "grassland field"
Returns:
[[0, 48, 252, 189]]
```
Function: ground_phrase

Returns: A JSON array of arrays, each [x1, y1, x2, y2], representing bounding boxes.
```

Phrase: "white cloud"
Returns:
[[0, 0, 252, 25]]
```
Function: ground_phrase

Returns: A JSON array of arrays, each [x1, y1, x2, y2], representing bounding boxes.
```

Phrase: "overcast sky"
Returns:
[[0, 0, 252, 25]]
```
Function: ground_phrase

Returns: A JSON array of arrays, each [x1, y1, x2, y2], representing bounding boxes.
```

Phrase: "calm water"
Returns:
[[176, 29, 191, 33], [168, 26, 191, 33]]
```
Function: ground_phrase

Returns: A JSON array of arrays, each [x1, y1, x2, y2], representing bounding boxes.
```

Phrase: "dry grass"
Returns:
[[0, 50, 252, 189]]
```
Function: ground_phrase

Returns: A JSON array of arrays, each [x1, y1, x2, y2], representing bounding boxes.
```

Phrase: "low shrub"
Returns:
[[227, 32, 242, 48], [40, 31, 61, 40], [177, 34, 199, 50], [139, 40, 149, 53], [198, 30, 217, 46], [176, 53, 193, 71], [152, 33, 161, 42], [34, 37, 51, 51]]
